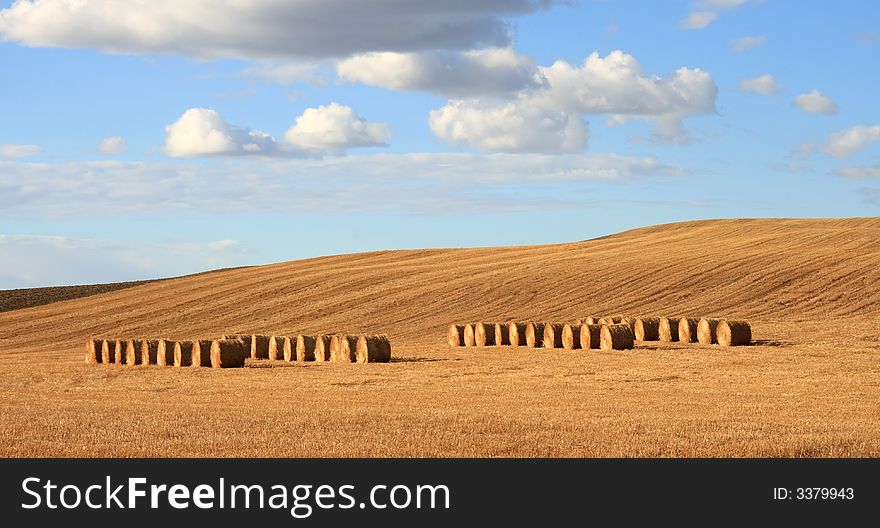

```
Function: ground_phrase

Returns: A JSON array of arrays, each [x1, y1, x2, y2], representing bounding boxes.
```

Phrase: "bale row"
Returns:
[[85, 338, 245, 368]]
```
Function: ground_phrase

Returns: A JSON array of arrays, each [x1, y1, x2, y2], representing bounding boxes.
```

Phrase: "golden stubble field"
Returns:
[[1, 218, 879, 457]]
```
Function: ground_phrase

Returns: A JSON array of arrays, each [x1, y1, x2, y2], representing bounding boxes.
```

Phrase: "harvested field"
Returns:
[[1, 218, 880, 457]]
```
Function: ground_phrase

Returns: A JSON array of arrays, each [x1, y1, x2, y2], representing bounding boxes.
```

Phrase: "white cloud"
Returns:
[[283, 103, 391, 152], [163, 108, 278, 158], [790, 143, 816, 158], [680, 11, 717, 29], [835, 166, 880, 179], [239, 62, 323, 85], [429, 100, 588, 153], [0, 144, 41, 159], [98, 136, 126, 154], [824, 124, 880, 159], [337, 48, 544, 97], [738, 74, 779, 95], [731, 35, 767, 52], [0, 1, 562, 59], [794, 90, 837, 115], [0, 234, 245, 288]]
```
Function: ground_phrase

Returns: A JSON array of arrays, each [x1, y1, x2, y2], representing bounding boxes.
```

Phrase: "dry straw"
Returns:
[[677, 318, 700, 343], [634, 317, 661, 341], [508, 322, 528, 346], [296, 335, 317, 362], [356, 335, 392, 363], [125, 339, 143, 366], [114, 339, 127, 364], [193, 339, 214, 367], [173, 340, 194, 367], [333, 334, 359, 362], [697, 318, 721, 345], [717, 320, 752, 346], [474, 322, 496, 346], [600, 324, 635, 350], [314, 335, 332, 362], [584, 317, 600, 325], [579, 324, 602, 349], [85, 338, 102, 364], [543, 323, 565, 348], [101, 340, 116, 364], [210, 338, 248, 368], [282, 336, 295, 362], [447, 324, 465, 347], [268, 336, 285, 360], [494, 323, 511, 346], [658, 318, 680, 342], [157, 339, 175, 367], [562, 323, 581, 350], [463, 324, 476, 347], [525, 322, 545, 348], [141, 339, 160, 365], [250, 335, 270, 360]]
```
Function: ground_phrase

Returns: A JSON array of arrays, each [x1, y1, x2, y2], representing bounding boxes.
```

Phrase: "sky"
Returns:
[[1, 0, 878, 288]]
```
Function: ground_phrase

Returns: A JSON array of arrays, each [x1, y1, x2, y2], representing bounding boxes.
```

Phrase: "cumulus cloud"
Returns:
[[283, 103, 391, 151], [680, 11, 718, 29], [0, 0, 562, 59], [738, 74, 780, 95], [824, 124, 880, 159], [162, 104, 389, 158], [429, 100, 588, 153], [731, 35, 767, 51], [98, 136, 126, 154], [337, 48, 544, 97], [794, 90, 837, 115], [681, 0, 752, 29], [0, 144, 41, 159]]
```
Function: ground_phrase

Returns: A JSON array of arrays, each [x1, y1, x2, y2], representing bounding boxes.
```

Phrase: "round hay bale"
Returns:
[[447, 324, 465, 346], [113, 339, 127, 364], [85, 338, 102, 364], [474, 322, 496, 347], [543, 323, 565, 348], [249, 335, 270, 360], [597, 317, 620, 325], [579, 324, 602, 349], [125, 339, 143, 366], [282, 336, 294, 361], [717, 320, 751, 346], [173, 340, 194, 367], [525, 322, 545, 348], [677, 318, 700, 343], [356, 335, 392, 363], [191, 339, 213, 367], [157, 339, 175, 367], [210, 338, 248, 368], [100, 340, 116, 364], [333, 335, 358, 362], [314, 335, 332, 362], [658, 318, 680, 342], [584, 317, 600, 325], [508, 322, 528, 346], [697, 318, 721, 345], [562, 323, 581, 350], [140, 339, 160, 365], [634, 317, 661, 341], [463, 324, 476, 347], [494, 323, 511, 346], [600, 324, 635, 350], [268, 336, 285, 361], [296, 335, 317, 361]]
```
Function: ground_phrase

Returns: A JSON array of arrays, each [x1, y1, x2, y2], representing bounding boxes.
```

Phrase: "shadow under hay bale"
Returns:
[[562, 323, 581, 350], [210, 339, 248, 368], [508, 322, 528, 347], [600, 324, 635, 350], [717, 320, 752, 346], [678, 318, 700, 343], [356, 335, 392, 363], [296, 335, 317, 362], [525, 322, 545, 348], [634, 317, 661, 341], [474, 322, 496, 347], [697, 318, 721, 345], [543, 323, 565, 349], [658, 318, 680, 342], [447, 324, 465, 346], [580, 324, 602, 349]]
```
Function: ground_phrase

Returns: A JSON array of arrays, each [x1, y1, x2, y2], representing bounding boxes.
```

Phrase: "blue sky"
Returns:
[[1, 0, 878, 288]]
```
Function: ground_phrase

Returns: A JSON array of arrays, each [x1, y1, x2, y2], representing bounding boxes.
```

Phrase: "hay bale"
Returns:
[[494, 323, 511, 346], [579, 324, 602, 349], [584, 317, 600, 325], [314, 335, 332, 362], [525, 322, 545, 348], [296, 335, 316, 362], [192, 339, 214, 367], [355, 335, 392, 363], [634, 317, 661, 341], [697, 318, 721, 345], [463, 324, 476, 347], [210, 338, 248, 368], [157, 339, 175, 366], [562, 323, 581, 350], [333, 335, 358, 362], [173, 340, 194, 367], [717, 320, 751, 346], [543, 323, 565, 348], [600, 324, 635, 350], [85, 338, 102, 364], [508, 322, 528, 346], [597, 317, 619, 325], [677, 318, 700, 343], [100, 340, 116, 364], [282, 336, 295, 361], [658, 318, 680, 342], [113, 339, 127, 364], [124, 339, 142, 366], [474, 322, 496, 347], [140, 339, 160, 365], [447, 324, 465, 346], [250, 335, 270, 360], [268, 336, 285, 360]]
